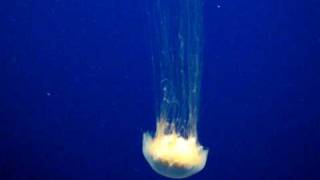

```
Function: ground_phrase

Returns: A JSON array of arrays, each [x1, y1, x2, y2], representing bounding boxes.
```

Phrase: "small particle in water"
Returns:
[[217, 4, 222, 8], [46, 92, 51, 96]]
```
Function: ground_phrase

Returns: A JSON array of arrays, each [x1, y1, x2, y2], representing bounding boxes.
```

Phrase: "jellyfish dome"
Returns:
[[143, 121, 208, 179]]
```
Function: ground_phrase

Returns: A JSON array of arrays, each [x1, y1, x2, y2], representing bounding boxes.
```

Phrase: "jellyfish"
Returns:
[[142, 0, 208, 179]]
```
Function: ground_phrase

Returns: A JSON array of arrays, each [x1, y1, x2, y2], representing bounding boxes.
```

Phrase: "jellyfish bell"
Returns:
[[143, 121, 208, 179]]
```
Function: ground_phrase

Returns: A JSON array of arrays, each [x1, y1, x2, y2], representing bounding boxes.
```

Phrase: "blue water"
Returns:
[[1, 0, 320, 179]]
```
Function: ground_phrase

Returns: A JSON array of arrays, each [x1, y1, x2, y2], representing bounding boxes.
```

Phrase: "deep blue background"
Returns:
[[1, 0, 320, 179]]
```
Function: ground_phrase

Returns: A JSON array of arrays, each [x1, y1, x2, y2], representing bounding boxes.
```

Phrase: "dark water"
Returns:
[[1, 0, 320, 179]]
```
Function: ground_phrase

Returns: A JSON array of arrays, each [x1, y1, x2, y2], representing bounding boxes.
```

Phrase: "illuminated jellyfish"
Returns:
[[142, 0, 208, 179]]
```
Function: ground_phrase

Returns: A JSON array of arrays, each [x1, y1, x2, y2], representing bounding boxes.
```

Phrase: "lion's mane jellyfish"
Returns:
[[142, 0, 208, 178]]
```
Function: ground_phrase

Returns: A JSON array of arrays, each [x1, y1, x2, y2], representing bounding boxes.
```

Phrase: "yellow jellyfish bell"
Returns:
[[142, 0, 208, 178], [143, 121, 208, 179]]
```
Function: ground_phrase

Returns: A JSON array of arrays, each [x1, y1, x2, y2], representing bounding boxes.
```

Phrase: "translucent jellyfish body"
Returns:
[[143, 121, 208, 179]]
